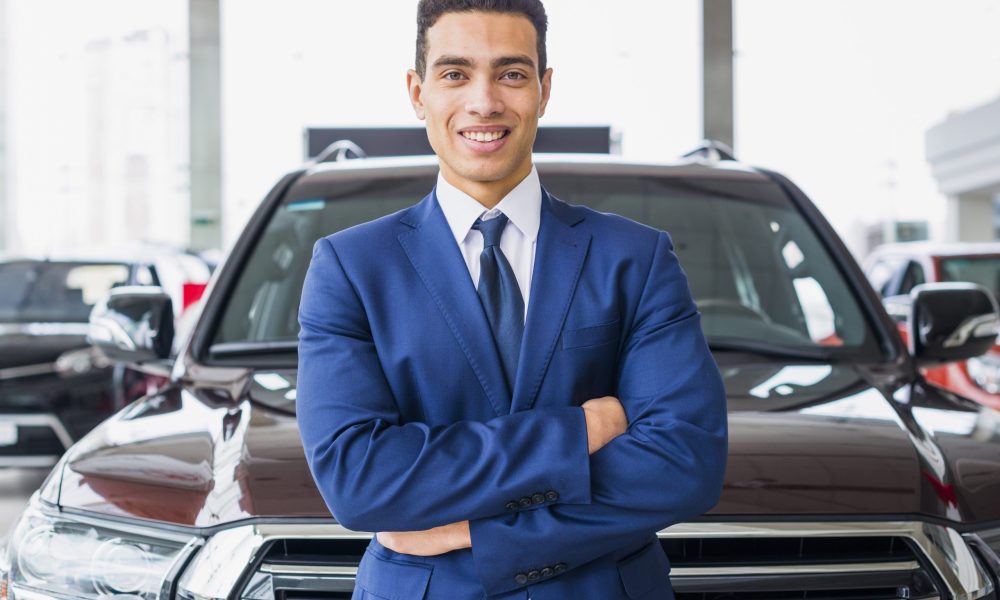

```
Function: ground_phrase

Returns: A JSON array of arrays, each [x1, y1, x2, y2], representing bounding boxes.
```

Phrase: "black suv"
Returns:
[[0, 249, 211, 469], [3, 144, 1000, 600]]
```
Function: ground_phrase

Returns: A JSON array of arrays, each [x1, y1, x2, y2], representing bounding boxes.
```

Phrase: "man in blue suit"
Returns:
[[296, 0, 728, 598]]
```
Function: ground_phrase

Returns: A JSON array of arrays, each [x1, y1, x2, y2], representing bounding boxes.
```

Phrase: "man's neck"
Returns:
[[440, 164, 533, 209]]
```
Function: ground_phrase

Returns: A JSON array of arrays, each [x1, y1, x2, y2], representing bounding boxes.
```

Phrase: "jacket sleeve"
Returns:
[[296, 237, 592, 533], [468, 231, 728, 596]]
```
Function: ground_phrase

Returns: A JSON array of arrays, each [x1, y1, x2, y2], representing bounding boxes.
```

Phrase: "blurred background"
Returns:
[[1, 0, 1000, 531], [1, 0, 999, 259]]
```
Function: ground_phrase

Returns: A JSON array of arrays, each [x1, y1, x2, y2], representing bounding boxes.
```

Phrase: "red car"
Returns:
[[864, 241, 1000, 410]]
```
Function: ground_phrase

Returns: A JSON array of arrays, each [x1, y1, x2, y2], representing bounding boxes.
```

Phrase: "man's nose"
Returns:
[[465, 79, 505, 118]]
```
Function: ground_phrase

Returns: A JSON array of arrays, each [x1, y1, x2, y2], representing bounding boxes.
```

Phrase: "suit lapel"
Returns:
[[397, 191, 512, 417], [511, 189, 591, 414]]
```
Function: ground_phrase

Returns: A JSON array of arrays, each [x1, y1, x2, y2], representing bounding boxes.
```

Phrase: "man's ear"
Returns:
[[406, 69, 426, 120], [538, 67, 553, 118]]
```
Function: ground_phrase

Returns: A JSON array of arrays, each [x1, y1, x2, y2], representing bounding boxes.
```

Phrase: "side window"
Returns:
[[136, 265, 156, 286], [898, 261, 926, 295]]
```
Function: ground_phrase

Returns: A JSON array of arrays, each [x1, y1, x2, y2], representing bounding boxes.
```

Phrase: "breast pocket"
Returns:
[[561, 319, 621, 350]]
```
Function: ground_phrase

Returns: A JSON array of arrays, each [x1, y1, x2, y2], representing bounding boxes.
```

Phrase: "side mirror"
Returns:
[[88, 286, 175, 364], [885, 283, 1000, 365]]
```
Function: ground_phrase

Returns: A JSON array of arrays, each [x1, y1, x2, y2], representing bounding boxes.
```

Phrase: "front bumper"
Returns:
[[4, 499, 998, 600], [178, 520, 998, 600]]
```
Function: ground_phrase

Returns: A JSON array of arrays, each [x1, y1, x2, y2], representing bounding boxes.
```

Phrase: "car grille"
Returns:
[[241, 538, 365, 600], [667, 536, 938, 599], [234, 533, 942, 600]]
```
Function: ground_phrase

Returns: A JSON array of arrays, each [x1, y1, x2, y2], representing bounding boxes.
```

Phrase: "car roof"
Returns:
[[869, 241, 1000, 259], [298, 153, 773, 186]]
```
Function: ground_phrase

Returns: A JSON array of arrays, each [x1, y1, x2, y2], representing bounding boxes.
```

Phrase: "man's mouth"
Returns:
[[460, 129, 510, 142]]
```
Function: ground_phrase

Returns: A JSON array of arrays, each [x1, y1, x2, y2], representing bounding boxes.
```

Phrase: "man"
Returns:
[[296, 1, 727, 598]]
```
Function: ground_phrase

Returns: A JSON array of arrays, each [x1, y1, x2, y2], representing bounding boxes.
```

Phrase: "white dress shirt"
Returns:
[[435, 167, 541, 314]]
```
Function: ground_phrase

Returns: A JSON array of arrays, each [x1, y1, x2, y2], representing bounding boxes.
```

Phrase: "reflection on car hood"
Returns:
[[55, 361, 1000, 528]]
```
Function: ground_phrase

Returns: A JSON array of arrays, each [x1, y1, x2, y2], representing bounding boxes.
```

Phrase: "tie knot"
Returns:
[[473, 213, 509, 248]]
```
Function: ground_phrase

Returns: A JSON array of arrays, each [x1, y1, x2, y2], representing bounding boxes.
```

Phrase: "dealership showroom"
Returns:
[[3, 1, 1000, 598]]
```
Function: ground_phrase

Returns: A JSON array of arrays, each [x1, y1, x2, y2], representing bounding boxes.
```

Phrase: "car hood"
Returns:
[[54, 360, 1000, 528], [0, 328, 89, 370]]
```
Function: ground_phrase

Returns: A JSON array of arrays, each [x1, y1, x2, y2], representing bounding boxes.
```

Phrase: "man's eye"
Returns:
[[502, 71, 527, 80], [444, 71, 465, 81]]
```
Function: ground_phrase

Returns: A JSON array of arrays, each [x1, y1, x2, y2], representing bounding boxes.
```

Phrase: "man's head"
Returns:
[[415, 0, 548, 80], [407, 0, 552, 207]]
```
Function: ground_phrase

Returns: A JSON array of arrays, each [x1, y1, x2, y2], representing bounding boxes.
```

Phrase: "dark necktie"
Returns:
[[473, 213, 525, 390]]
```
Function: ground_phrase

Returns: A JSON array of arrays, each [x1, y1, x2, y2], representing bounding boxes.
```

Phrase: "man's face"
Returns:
[[407, 11, 552, 200]]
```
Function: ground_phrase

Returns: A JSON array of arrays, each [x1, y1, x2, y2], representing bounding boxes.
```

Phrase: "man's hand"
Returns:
[[582, 396, 627, 454], [376, 520, 471, 556]]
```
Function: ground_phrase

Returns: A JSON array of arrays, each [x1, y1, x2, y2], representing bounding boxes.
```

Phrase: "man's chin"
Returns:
[[451, 155, 534, 183], [449, 164, 516, 185]]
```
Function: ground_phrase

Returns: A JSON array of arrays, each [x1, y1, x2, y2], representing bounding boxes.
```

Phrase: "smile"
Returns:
[[460, 129, 510, 142]]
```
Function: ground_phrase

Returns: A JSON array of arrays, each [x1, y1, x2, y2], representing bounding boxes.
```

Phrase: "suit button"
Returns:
[[527, 570, 541, 582], [514, 573, 528, 585], [505, 501, 519, 511], [518, 497, 532, 508], [545, 490, 559, 502], [540, 567, 553, 578], [554, 562, 567, 573], [531, 493, 545, 505]]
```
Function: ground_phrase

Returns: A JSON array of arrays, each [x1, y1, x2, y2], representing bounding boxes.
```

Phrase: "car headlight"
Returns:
[[0, 498, 200, 599], [966, 356, 1000, 394]]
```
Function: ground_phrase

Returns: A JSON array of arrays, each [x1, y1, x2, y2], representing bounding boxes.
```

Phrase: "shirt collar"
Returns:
[[435, 166, 542, 244]]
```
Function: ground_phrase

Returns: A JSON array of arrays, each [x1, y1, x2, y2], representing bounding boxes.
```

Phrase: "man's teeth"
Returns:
[[462, 131, 506, 142]]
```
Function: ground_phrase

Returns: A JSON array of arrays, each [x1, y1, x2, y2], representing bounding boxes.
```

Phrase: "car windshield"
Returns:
[[940, 256, 1000, 300], [0, 261, 130, 323], [209, 170, 880, 361]]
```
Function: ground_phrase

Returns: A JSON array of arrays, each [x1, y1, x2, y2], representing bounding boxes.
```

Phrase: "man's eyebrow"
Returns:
[[492, 55, 535, 69], [431, 55, 536, 70], [431, 56, 474, 69]]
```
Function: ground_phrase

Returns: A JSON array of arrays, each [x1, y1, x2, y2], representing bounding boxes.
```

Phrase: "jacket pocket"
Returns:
[[561, 319, 620, 350], [617, 539, 673, 599], [355, 548, 433, 600]]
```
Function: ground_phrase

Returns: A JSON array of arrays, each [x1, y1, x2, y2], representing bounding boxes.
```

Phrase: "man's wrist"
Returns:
[[582, 403, 604, 454], [452, 520, 472, 550]]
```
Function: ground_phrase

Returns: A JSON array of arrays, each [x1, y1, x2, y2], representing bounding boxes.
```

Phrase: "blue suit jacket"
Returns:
[[297, 187, 728, 600]]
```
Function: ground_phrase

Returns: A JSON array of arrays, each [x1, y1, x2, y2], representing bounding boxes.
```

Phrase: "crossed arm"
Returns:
[[376, 396, 628, 555], [298, 238, 628, 532], [297, 232, 727, 595]]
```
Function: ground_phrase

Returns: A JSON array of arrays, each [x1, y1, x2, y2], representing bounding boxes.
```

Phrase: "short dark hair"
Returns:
[[415, 0, 548, 79]]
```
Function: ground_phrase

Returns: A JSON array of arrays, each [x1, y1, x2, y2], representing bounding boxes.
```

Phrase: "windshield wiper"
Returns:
[[707, 336, 833, 361], [208, 340, 299, 358]]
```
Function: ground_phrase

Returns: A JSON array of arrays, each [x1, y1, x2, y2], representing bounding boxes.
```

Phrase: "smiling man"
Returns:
[[410, 8, 546, 208], [296, 1, 728, 599]]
